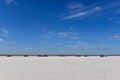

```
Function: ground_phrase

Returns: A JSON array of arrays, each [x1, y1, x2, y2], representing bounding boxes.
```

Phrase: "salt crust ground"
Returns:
[[0, 56, 120, 80]]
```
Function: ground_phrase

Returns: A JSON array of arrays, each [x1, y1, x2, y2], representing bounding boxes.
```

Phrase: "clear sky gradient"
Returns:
[[0, 0, 120, 55]]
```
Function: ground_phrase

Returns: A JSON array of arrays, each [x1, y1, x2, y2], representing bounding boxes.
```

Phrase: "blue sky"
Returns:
[[0, 0, 120, 55]]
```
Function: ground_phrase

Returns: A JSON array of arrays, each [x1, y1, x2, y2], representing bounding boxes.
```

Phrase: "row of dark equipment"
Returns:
[[0, 55, 108, 57]]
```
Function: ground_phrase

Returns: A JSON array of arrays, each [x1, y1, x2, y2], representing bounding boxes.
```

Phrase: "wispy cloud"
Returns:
[[71, 36, 80, 40], [4, 0, 18, 5], [98, 35, 120, 42], [0, 28, 9, 36], [58, 32, 69, 37], [5, 0, 14, 4], [94, 6, 102, 11], [38, 28, 56, 39], [33, 27, 81, 46], [40, 40, 48, 44], [25, 48, 34, 51], [8, 41, 16, 44], [57, 32, 80, 40], [56, 42, 62, 45], [0, 39, 5, 43], [63, 12, 88, 20], [60, 0, 120, 20], [61, 5, 102, 20], [67, 2, 84, 10], [109, 35, 120, 40]]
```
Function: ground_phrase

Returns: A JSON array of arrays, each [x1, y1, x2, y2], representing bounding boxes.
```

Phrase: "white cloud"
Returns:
[[2, 29, 8, 34], [40, 28, 55, 34], [109, 35, 120, 40], [99, 35, 120, 42], [5, 0, 14, 4], [62, 6, 102, 20], [42, 41, 47, 44], [40, 35, 51, 39], [8, 41, 16, 44], [0, 28, 9, 36], [71, 36, 80, 39], [63, 12, 88, 20], [4, 0, 18, 5], [64, 45, 79, 49], [68, 41, 73, 43], [41, 28, 47, 33], [67, 2, 84, 10], [58, 32, 68, 36], [60, 2, 103, 20], [25, 48, 34, 51], [57, 32, 80, 42], [60, 0, 120, 20], [56, 42, 62, 45], [40, 40, 47, 44], [58, 32, 79, 37], [94, 6, 102, 11], [0, 39, 4, 43]]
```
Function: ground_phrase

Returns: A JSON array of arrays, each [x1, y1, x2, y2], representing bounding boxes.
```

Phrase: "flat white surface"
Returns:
[[0, 57, 120, 80]]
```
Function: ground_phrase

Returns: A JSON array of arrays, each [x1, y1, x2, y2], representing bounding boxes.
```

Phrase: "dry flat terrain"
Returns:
[[0, 56, 120, 80]]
